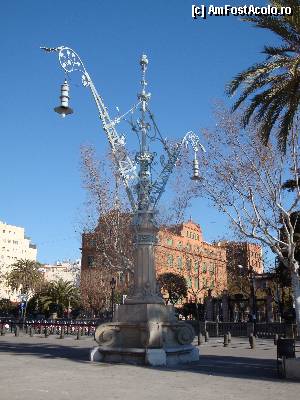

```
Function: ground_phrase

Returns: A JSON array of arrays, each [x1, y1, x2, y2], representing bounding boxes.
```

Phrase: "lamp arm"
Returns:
[[41, 46, 137, 211], [151, 131, 205, 208], [85, 75, 137, 211]]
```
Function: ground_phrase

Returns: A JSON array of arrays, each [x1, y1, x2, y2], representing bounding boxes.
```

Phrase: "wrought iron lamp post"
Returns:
[[41, 45, 204, 366], [18, 293, 29, 329], [110, 277, 116, 321], [238, 264, 257, 327]]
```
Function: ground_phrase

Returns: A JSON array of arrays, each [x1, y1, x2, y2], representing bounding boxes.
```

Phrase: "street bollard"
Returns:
[[204, 330, 209, 342], [29, 327, 34, 337], [274, 334, 279, 345], [1, 325, 5, 336], [198, 333, 204, 345], [44, 327, 49, 338], [15, 326, 20, 337], [249, 333, 256, 349], [60, 328, 65, 339], [224, 334, 229, 347], [227, 332, 231, 343], [76, 329, 81, 340]]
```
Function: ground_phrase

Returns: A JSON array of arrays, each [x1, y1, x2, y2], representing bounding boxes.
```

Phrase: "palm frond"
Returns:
[[226, 57, 291, 96], [232, 74, 284, 111], [228, 2, 300, 152], [263, 45, 296, 58], [277, 92, 300, 152]]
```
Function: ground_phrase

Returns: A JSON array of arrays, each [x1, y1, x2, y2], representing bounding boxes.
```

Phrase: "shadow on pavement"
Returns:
[[0, 338, 287, 382], [166, 354, 280, 381], [0, 339, 91, 363]]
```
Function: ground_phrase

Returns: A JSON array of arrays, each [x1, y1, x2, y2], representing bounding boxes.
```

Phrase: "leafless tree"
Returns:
[[198, 106, 300, 333], [80, 268, 111, 316], [79, 144, 198, 312], [80, 145, 134, 275], [80, 144, 199, 272]]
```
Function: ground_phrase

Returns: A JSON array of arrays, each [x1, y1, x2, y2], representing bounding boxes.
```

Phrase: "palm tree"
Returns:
[[6, 259, 44, 321], [6, 259, 44, 295], [39, 279, 80, 318], [226, 0, 300, 153]]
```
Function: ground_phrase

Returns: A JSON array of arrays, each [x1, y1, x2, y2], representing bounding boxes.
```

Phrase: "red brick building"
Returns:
[[155, 220, 227, 303], [218, 241, 263, 275], [80, 218, 264, 304]]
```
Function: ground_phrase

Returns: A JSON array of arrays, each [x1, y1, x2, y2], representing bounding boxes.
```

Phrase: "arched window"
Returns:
[[186, 258, 192, 271], [167, 254, 174, 267], [166, 237, 173, 246], [186, 277, 192, 288], [177, 256, 183, 270]]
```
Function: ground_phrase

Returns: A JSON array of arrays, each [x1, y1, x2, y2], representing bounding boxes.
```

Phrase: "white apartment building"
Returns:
[[0, 220, 37, 299], [40, 260, 81, 287]]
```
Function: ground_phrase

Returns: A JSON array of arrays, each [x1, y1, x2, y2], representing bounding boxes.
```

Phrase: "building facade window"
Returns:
[[186, 277, 192, 288], [87, 255, 95, 268], [194, 277, 199, 289], [194, 261, 199, 273], [167, 254, 173, 267], [166, 238, 173, 246], [186, 258, 192, 271], [202, 263, 207, 273], [177, 256, 183, 270]]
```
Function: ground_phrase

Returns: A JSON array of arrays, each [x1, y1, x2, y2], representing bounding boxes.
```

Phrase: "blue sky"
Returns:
[[0, 1, 279, 264]]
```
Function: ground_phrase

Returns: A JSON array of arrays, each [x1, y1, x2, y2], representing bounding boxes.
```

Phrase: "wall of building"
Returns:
[[155, 221, 227, 303], [219, 241, 263, 274], [0, 221, 37, 300], [39, 260, 81, 287], [80, 218, 264, 306], [81, 232, 97, 269]]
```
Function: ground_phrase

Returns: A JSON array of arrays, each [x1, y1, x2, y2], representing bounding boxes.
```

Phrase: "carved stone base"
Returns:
[[124, 294, 164, 305], [90, 345, 199, 367], [114, 303, 177, 324], [91, 303, 199, 367]]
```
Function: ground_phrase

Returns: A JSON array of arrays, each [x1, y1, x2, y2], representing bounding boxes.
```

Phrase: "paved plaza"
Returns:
[[0, 333, 299, 400]]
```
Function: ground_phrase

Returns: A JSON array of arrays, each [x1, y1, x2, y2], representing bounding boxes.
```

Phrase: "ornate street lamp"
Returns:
[[110, 277, 116, 321], [41, 45, 205, 366], [238, 264, 257, 327], [54, 79, 73, 117]]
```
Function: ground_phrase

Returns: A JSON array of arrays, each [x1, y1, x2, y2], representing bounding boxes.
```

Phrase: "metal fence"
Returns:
[[0, 318, 298, 339], [0, 318, 106, 336], [186, 320, 298, 338]]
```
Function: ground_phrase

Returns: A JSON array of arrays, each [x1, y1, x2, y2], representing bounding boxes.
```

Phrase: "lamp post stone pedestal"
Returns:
[[91, 212, 198, 366]]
